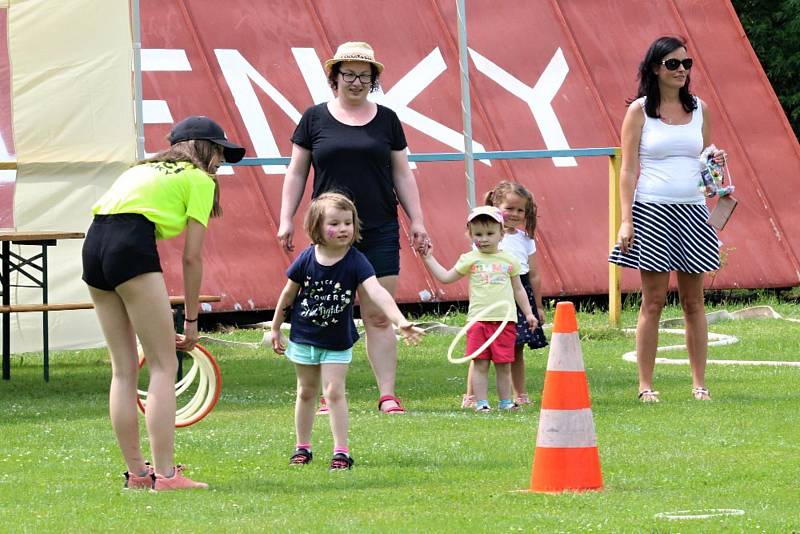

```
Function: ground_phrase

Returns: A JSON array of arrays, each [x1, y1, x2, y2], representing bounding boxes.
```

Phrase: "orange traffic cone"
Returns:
[[529, 301, 603, 492]]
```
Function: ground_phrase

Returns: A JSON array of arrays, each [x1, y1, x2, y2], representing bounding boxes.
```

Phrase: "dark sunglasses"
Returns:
[[661, 58, 693, 71]]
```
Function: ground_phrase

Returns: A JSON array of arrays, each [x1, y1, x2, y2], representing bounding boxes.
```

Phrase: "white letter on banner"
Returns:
[[215, 49, 303, 174], [141, 49, 210, 164], [141, 49, 192, 71], [141, 49, 190, 125], [469, 47, 575, 167], [373, 48, 489, 166], [291, 47, 334, 105]]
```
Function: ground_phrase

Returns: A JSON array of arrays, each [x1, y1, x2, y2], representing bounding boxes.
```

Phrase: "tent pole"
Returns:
[[132, 0, 145, 160], [456, 0, 475, 209]]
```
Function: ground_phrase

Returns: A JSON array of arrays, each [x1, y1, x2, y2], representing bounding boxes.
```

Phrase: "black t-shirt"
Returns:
[[287, 245, 376, 351], [291, 103, 408, 230]]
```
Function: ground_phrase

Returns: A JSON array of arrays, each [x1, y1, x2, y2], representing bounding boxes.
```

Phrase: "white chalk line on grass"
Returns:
[[621, 306, 800, 366], [654, 508, 745, 520]]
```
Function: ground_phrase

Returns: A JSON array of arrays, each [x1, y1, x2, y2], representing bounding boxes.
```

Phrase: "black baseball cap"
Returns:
[[168, 115, 246, 163]]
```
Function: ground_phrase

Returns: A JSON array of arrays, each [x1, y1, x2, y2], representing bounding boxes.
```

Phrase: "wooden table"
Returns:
[[0, 230, 85, 381]]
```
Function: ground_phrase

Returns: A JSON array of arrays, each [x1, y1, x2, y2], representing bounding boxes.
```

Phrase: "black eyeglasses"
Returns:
[[661, 58, 693, 71], [340, 71, 372, 84]]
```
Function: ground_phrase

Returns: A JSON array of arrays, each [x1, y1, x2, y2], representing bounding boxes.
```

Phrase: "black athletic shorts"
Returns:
[[355, 220, 400, 278], [81, 214, 162, 291]]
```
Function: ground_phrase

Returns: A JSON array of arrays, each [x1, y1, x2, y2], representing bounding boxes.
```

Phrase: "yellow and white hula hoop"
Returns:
[[447, 300, 514, 364], [137, 343, 221, 427]]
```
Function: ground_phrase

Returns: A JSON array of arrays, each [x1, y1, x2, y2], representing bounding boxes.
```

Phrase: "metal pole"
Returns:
[[132, 0, 145, 160], [456, 0, 476, 208], [608, 149, 622, 328]]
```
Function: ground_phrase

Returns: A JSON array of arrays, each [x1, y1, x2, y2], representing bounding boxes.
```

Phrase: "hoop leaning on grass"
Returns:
[[446, 300, 513, 364], [136, 343, 222, 427]]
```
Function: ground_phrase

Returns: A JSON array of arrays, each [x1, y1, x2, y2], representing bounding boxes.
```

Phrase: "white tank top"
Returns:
[[499, 230, 536, 275], [634, 96, 705, 204]]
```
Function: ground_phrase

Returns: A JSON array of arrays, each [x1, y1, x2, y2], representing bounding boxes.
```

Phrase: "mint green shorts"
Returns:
[[286, 340, 352, 365]]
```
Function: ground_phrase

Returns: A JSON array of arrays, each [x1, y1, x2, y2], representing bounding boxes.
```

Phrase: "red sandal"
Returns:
[[378, 395, 405, 414]]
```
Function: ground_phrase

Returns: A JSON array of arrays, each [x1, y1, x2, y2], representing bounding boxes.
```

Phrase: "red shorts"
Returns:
[[466, 321, 517, 363]]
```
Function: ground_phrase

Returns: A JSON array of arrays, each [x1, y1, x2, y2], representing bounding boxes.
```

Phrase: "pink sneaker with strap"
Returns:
[[123, 465, 155, 490], [461, 394, 475, 409], [154, 465, 208, 491], [514, 393, 532, 406], [316, 396, 330, 415]]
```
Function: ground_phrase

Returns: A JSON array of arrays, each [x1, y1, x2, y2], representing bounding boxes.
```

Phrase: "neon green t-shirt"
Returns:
[[455, 250, 520, 322], [93, 161, 215, 240]]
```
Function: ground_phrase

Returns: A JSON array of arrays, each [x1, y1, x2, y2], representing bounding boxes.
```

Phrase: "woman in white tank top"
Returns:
[[609, 36, 728, 404]]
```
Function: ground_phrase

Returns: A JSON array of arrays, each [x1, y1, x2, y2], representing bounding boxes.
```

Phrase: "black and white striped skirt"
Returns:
[[608, 201, 720, 273]]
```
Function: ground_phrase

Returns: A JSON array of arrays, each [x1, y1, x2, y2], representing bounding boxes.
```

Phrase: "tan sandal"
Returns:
[[638, 390, 660, 403], [692, 387, 711, 401]]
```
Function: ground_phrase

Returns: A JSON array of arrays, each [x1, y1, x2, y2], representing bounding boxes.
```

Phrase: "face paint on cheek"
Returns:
[[326, 228, 336, 239]]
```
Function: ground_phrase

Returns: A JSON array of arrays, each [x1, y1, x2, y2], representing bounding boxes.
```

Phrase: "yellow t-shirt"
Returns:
[[93, 161, 215, 240], [455, 250, 520, 322]]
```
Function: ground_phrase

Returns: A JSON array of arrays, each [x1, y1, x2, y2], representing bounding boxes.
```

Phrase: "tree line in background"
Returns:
[[732, 0, 800, 138]]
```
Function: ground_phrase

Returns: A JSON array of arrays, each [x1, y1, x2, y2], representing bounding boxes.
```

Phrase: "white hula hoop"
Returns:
[[137, 343, 222, 427], [447, 300, 514, 364]]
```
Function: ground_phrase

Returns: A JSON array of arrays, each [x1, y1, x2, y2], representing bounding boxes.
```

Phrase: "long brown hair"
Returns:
[[484, 180, 538, 236], [140, 139, 224, 217], [629, 36, 696, 118]]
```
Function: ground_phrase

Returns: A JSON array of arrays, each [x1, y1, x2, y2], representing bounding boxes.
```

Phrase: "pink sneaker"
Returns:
[[124, 466, 155, 490], [461, 394, 475, 409], [153, 465, 208, 491], [515, 394, 532, 406], [316, 396, 330, 415]]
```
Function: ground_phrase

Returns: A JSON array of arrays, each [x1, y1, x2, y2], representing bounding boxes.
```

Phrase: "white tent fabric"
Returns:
[[7, 0, 135, 352]]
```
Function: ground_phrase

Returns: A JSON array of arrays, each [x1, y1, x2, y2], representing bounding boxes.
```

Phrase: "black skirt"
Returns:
[[516, 275, 548, 350], [608, 201, 720, 273]]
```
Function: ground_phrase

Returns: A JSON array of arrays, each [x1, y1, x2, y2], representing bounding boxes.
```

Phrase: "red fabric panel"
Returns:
[[2, 1, 798, 311]]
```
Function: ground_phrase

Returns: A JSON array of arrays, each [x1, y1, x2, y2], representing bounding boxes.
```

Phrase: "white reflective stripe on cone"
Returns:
[[545, 334, 586, 372], [536, 408, 597, 448]]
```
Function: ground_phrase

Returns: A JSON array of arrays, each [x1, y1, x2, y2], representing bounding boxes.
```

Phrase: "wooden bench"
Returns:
[[1, 295, 221, 381]]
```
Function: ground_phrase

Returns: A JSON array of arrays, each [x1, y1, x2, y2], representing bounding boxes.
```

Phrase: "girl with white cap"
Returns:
[[422, 206, 538, 412]]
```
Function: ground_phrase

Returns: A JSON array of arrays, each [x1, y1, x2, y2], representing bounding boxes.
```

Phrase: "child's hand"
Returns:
[[525, 313, 539, 330], [397, 321, 426, 346], [271, 329, 286, 354], [418, 240, 433, 258]]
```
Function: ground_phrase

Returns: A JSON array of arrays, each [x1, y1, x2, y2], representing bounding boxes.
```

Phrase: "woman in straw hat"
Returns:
[[278, 41, 428, 414]]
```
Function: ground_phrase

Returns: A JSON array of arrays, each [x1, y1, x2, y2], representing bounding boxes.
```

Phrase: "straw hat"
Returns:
[[324, 41, 384, 74]]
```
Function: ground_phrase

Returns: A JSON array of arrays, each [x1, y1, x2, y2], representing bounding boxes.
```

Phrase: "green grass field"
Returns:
[[2, 298, 799, 533]]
